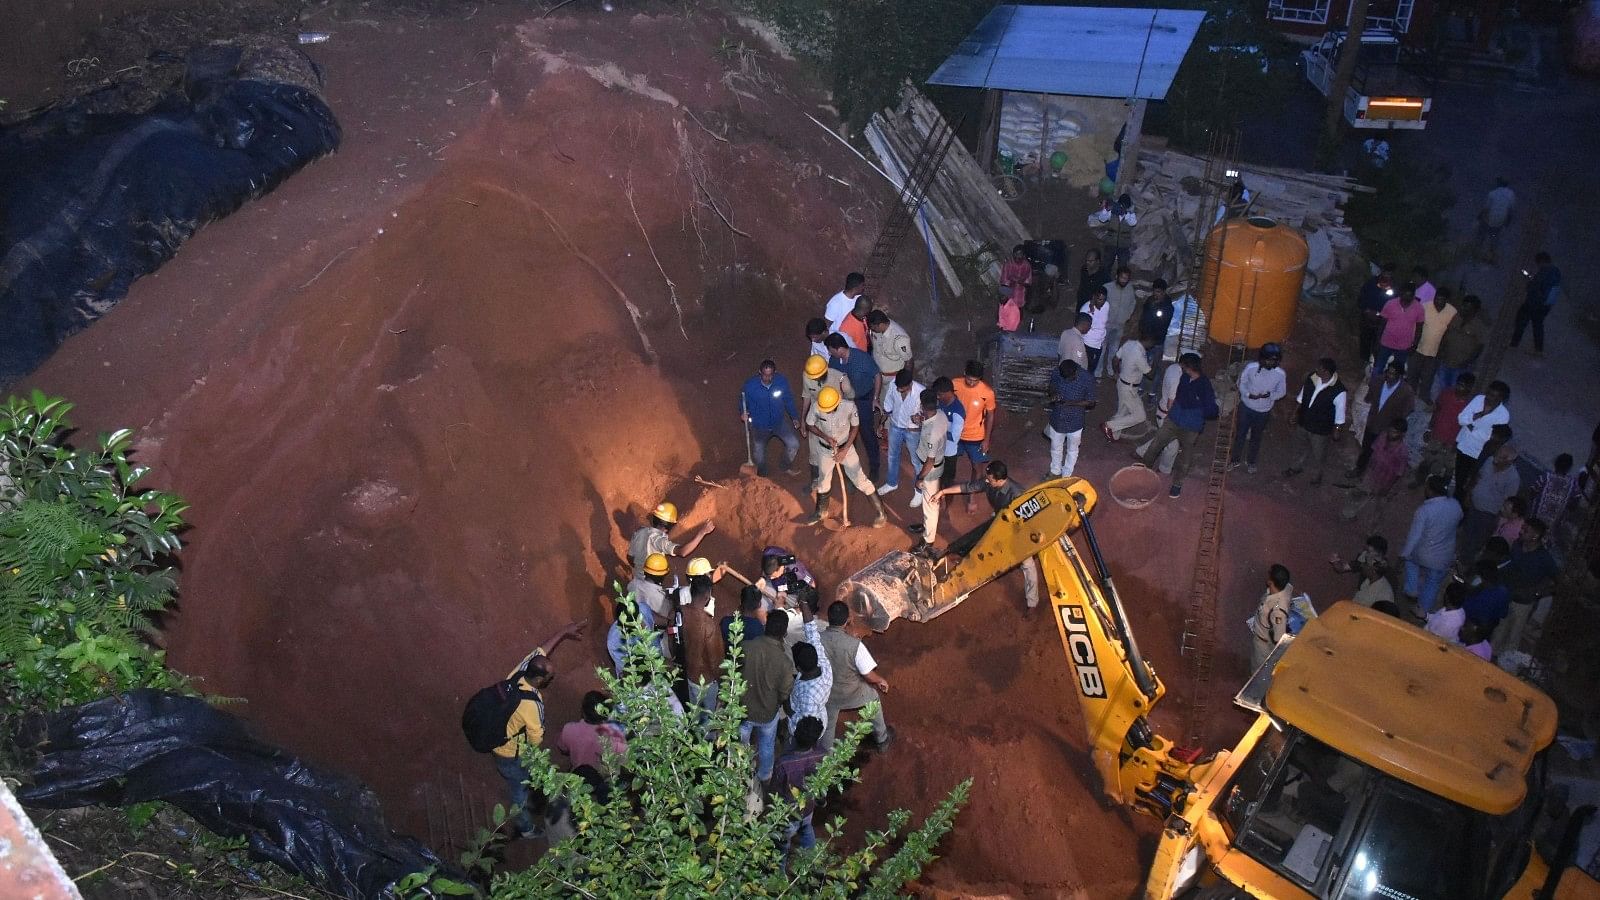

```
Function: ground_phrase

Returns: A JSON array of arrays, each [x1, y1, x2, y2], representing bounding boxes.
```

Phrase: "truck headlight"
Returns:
[[1171, 845, 1206, 897]]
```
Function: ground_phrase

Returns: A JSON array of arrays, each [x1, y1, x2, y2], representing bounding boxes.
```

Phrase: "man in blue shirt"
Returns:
[[1511, 251, 1561, 355], [1462, 559, 1511, 633], [824, 334, 882, 482], [1136, 352, 1217, 498], [739, 359, 801, 478], [1045, 360, 1097, 478], [1356, 262, 1395, 365]]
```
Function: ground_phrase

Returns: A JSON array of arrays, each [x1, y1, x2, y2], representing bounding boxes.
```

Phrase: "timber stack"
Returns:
[[1121, 147, 1365, 300], [865, 86, 1029, 296]]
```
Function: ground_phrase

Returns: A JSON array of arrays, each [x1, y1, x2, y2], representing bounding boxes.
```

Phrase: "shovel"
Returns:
[[823, 458, 851, 531], [739, 394, 757, 476]]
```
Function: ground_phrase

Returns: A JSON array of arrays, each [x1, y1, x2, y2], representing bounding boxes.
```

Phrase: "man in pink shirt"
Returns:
[[1374, 282, 1426, 376], [555, 691, 627, 772]]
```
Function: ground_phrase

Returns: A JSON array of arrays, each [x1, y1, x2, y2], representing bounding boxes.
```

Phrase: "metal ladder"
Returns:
[[862, 111, 961, 290], [1176, 131, 1250, 750]]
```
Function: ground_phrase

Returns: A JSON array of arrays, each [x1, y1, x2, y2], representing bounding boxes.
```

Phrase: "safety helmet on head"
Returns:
[[804, 354, 829, 379], [816, 386, 842, 412], [1260, 342, 1283, 361], [643, 553, 671, 577], [686, 557, 713, 577], [652, 501, 678, 525]]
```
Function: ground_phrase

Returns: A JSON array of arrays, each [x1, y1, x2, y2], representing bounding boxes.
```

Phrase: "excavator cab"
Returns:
[[1152, 606, 1597, 900]]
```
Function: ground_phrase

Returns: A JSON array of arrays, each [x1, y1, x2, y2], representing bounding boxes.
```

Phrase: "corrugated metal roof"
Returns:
[[928, 5, 1207, 100]]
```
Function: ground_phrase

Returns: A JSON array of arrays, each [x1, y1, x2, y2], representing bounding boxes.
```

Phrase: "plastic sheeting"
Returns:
[[17, 690, 446, 899], [0, 43, 341, 386]]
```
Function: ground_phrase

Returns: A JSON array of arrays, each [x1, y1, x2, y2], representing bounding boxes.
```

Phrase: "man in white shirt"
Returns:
[[1133, 358, 1184, 473], [876, 370, 925, 495], [1079, 287, 1110, 375], [1231, 343, 1287, 474], [1058, 313, 1091, 368], [823, 272, 866, 337], [805, 318, 830, 360], [1453, 380, 1511, 501], [1476, 177, 1516, 263], [1104, 335, 1154, 441]]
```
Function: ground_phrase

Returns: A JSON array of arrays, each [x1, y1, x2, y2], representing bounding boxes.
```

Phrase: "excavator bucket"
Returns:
[[837, 550, 960, 632]]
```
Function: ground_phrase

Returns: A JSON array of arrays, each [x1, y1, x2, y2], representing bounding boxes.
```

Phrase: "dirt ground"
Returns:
[[11, 2, 1429, 897]]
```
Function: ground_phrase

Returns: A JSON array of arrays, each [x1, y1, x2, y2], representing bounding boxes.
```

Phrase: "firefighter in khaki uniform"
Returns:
[[798, 354, 855, 480], [803, 386, 886, 527]]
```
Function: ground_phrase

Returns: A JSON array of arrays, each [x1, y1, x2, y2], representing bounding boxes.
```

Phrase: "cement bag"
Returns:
[[0, 42, 341, 386], [16, 690, 448, 899]]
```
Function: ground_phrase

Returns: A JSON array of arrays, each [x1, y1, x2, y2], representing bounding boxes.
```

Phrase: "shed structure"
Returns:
[[929, 5, 1205, 194]]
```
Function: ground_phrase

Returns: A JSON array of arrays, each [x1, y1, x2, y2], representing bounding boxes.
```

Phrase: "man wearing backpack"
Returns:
[[462, 621, 584, 837]]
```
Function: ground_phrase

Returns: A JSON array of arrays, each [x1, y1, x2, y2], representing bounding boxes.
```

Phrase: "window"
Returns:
[[1331, 786, 1473, 900], [1234, 734, 1369, 890], [1268, 0, 1331, 25]]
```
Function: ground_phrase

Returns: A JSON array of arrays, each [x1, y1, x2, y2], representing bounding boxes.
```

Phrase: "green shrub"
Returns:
[[488, 598, 970, 898], [0, 391, 189, 716]]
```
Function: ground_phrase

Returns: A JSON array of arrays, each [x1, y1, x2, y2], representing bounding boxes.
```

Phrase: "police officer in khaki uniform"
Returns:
[[867, 310, 914, 402], [911, 389, 948, 544], [803, 386, 885, 527], [799, 354, 854, 480], [1250, 564, 1294, 670]]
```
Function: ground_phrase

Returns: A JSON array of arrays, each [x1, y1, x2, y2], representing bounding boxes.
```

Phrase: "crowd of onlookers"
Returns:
[[465, 215, 1584, 857], [1244, 250, 1584, 671]]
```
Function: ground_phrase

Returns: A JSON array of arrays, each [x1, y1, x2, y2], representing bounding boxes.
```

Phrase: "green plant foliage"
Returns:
[[485, 592, 970, 898], [1146, 0, 1297, 152], [0, 391, 189, 716], [1344, 156, 1457, 273], [734, 0, 993, 128]]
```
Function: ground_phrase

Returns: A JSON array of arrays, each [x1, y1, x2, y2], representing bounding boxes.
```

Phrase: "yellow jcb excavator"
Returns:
[[840, 477, 1600, 900]]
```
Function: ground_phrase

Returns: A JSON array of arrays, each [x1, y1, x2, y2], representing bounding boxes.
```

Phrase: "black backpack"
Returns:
[[461, 679, 541, 753]]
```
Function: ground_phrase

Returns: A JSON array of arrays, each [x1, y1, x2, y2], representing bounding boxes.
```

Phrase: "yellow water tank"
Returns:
[[1200, 216, 1308, 347]]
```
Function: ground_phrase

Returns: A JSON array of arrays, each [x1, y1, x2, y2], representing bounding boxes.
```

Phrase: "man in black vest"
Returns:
[[1284, 357, 1348, 486]]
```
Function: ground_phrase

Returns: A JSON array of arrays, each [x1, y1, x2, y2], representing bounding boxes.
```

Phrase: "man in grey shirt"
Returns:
[[1400, 475, 1462, 614], [1462, 444, 1521, 561], [1058, 313, 1091, 368]]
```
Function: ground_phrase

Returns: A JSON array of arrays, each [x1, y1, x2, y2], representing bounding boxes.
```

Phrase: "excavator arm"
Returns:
[[839, 476, 1200, 814]]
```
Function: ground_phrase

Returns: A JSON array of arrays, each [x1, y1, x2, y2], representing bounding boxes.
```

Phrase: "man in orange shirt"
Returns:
[[837, 296, 872, 353], [952, 360, 998, 511]]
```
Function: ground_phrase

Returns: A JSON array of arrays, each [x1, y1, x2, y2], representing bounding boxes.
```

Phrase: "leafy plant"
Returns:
[[1147, 0, 1297, 153], [735, 0, 993, 128], [0, 390, 189, 717], [1343, 156, 1456, 273], [485, 593, 969, 898]]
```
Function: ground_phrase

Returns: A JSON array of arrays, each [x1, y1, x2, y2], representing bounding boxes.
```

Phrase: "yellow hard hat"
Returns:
[[816, 386, 842, 412], [643, 553, 670, 577], [685, 557, 713, 577], [804, 354, 829, 379], [652, 501, 678, 524]]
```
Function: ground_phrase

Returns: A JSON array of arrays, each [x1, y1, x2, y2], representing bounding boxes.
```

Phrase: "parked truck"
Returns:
[[1303, 28, 1432, 130]]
